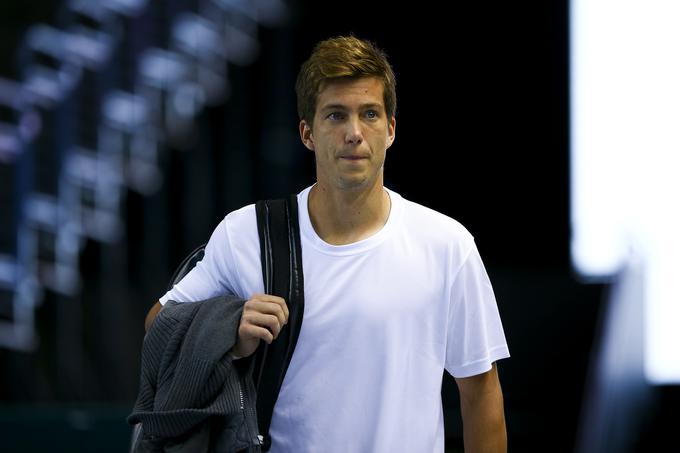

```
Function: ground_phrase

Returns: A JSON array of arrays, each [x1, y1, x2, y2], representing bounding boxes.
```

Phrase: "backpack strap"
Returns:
[[166, 243, 206, 291], [253, 195, 305, 451]]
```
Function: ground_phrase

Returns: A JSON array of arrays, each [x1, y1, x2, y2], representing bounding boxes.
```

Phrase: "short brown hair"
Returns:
[[295, 35, 397, 126]]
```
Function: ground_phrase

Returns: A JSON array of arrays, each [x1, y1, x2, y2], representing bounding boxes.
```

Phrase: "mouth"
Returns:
[[339, 155, 367, 161]]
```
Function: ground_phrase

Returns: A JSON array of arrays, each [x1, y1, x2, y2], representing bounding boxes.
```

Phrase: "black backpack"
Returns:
[[147, 195, 304, 451]]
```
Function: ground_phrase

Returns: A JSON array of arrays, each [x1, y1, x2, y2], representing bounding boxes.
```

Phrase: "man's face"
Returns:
[[300, 77, 396, 192]]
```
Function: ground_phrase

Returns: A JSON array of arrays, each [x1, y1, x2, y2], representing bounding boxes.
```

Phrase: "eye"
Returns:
[[365, 110, 379, 119], [326, 112, 345, 121]]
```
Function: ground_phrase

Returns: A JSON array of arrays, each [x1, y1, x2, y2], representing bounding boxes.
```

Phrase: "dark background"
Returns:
[[0, 1, 675, 452]]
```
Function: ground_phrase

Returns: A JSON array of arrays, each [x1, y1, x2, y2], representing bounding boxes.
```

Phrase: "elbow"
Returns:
[[144, 301, 163, 332]]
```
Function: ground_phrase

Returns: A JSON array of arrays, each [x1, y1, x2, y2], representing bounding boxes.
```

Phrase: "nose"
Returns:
[[344, 117, 363, 145]]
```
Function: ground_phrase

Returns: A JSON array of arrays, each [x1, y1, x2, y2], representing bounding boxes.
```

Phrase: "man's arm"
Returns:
[[454, 363, 507, 453], [145, 301, 163, 332]]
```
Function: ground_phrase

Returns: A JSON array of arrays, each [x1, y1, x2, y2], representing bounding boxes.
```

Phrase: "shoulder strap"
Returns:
[[166, 243, 206, 291], [253, 195, 304, 451]]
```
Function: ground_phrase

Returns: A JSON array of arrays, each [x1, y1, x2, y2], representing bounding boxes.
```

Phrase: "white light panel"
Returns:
[[571, 0, 680, 383]]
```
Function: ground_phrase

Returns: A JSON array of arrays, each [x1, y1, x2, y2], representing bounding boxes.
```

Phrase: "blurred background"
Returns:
[[0, 0, 677, 452]]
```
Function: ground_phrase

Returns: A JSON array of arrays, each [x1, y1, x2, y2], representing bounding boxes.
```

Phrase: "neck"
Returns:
[[308, 180, 391, 246]]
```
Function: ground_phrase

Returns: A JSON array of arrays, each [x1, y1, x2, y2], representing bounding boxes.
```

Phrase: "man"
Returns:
[[145, 35, 509, 452]]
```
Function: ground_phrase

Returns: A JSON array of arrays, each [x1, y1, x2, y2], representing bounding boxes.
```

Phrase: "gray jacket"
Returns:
[[128, 295, 262, 452]]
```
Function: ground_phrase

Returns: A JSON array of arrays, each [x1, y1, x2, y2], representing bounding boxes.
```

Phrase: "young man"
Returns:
[[146, 35, 510, 452]]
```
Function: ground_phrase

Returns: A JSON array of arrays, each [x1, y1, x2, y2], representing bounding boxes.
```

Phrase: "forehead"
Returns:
[[316, 77, 385, 110]]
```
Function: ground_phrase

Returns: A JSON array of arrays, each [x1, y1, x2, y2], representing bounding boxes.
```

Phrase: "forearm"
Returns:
[[460, 395, 506, 453]]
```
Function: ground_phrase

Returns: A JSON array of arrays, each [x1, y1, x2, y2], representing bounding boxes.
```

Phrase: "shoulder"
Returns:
[[398, 194, 474, 246], [213, 203, 258, 248], [216, 203, 260, 263], [224, 203, 257, 231], [202, 203, 257, 254], [203, 203, 259, 276], [391, 192, 477, 271]]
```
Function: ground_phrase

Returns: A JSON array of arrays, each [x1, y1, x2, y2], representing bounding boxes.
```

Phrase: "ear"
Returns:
[[300, 120, 315, 151], [386, 116, 396, 149]]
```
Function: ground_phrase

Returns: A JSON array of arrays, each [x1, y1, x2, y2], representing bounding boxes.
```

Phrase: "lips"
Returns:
[[339, 155, 367, 160]]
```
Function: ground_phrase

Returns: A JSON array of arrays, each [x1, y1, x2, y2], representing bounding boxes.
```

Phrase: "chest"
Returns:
[[300, 243, 448, 336]]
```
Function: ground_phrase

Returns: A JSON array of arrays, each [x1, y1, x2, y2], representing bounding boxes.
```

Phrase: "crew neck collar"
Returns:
[[297, 185, 403, 256]]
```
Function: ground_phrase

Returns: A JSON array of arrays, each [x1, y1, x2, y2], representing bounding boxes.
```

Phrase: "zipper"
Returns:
[[239, 372, 263, 448], [238, 379, 245, 410]]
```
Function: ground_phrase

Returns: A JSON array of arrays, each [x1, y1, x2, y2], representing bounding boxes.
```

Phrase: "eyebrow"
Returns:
[[319, 103, 383, 112]]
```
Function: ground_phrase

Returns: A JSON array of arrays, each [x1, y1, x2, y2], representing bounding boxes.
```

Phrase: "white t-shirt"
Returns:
[[160, 185, 510, 452]]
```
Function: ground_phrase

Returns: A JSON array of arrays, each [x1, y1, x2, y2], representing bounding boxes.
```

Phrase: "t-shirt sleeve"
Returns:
[[159, 217, 239, 305], [444, 240, 510, 378]]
